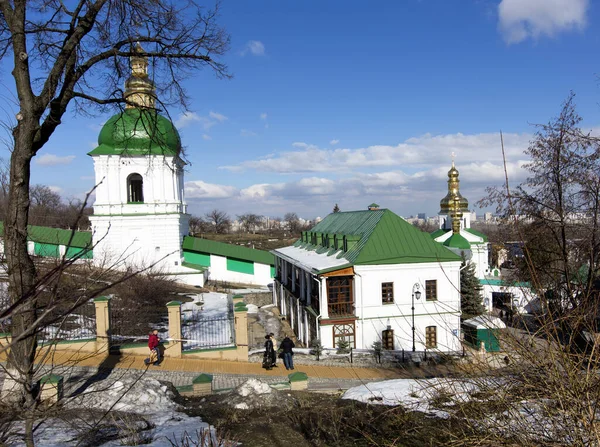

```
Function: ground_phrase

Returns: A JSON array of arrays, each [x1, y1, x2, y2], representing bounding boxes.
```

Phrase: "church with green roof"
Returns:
[[83, 45, 275, 286], [272, 204, 462, 352], [431, 160, 491, 279]]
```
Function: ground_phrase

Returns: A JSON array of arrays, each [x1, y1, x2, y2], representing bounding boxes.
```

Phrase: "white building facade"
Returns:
[[273, 208, 462, 352]]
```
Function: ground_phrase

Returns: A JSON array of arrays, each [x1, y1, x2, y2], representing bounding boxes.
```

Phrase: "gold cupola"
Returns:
[[439, 160, 469, 214], [124, 43, 156, 109]]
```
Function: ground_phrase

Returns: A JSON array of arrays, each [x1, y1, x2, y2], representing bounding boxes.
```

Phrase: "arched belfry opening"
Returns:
[[127, 173, 144, 203]]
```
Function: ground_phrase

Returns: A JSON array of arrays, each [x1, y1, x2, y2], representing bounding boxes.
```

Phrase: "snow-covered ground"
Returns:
[[342, 377, 579, 445], [342, 378, 477, 417], [7, 376, 220, 447]]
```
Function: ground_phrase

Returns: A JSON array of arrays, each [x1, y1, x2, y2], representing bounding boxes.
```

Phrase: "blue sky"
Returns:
[[5, 0, 600, 220]]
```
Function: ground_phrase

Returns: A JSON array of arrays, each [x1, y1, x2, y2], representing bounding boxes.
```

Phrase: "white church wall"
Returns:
[[349, 262, 461, 351], [481, 282, 539, 314], [169, 270, 206, 288], [90, 213, 187, 272], [471, 244, 489, 278], [254, 262, 274, 286]]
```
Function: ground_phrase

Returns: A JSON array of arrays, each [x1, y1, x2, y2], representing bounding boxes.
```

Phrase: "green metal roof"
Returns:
[[183, 236, 275, 266], [464, 228, 488, 242], [430, 228, 448, 239], [479, 278, 531, 288], [0, 222, 92, 248], [88, 108, 181, 157], [297, 209, 461, 265], [443, 233, 471, 250]]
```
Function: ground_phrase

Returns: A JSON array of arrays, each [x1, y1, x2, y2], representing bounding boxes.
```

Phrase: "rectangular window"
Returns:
[[426, 326, 437, 349], [381, 282, 394, 304], [425, 280, 437, 301]]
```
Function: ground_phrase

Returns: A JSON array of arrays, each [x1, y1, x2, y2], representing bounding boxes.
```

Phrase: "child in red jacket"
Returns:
[[147, 329, 161, 366]]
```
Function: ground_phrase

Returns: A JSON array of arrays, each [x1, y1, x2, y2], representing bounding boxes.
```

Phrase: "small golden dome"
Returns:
[[439, 160, 469, 213]]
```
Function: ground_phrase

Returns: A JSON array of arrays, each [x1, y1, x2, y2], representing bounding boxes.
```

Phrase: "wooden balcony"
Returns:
[[328, 301, 355, 317]]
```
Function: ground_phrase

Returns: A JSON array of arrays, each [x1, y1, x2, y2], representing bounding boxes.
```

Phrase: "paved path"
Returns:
[[2, 350, 413, 392]]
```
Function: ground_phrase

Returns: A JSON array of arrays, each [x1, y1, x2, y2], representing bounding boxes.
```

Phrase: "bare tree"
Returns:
[[237, 213, 262, 233], [28, 185, 61, 227], [420, 94, 600, 446], [480, 92, 600, 312], [189, 215, 209, 236], [205, 209, 231, 234], [0, 1, 229, 445], [284, 212, 300, 234], [269, 217, 282, 232]]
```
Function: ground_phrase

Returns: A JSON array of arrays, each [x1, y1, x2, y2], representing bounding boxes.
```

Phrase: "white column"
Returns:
[[320, 277, 329, 319]]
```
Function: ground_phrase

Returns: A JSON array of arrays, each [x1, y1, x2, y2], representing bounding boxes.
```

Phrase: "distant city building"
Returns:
[[417, 213, 427, 220]]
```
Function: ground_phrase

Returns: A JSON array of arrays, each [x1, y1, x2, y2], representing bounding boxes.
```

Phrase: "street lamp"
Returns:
[[412, 283, 421, 352]]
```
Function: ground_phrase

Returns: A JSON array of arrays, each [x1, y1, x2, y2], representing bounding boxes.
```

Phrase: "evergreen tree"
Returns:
[[460, 260, 485, 320], [333, 203, 340, 213]]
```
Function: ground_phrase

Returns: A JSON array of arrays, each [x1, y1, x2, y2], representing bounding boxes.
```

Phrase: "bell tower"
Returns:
[[88, 44, 190, 271]]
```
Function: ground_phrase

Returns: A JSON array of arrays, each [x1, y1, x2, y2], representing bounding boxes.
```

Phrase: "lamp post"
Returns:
[[412, 283, 421, 352]]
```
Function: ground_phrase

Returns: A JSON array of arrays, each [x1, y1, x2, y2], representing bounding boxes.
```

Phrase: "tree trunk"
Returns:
[[5, 118, 39, 439]]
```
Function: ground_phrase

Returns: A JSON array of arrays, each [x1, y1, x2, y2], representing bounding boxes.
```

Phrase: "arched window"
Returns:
[[127, 173, 144, 203]]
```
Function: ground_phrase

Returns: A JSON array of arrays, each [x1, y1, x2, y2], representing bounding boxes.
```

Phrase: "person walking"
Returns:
[[263, 334, 275, 370], [280, 336, 295, 370], [269, 332, 278, 367], [147, 329, 161, 366]]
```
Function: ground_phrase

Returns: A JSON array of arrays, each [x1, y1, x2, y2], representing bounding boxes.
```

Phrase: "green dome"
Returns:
[[443, 233, 471, 250], [89, 108, 181, 157]]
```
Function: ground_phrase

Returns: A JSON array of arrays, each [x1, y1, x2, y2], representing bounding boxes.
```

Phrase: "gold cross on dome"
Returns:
[[451, 151, 456, 167]]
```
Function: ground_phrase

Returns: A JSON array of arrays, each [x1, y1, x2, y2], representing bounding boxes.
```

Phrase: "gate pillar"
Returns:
[[94, 296, 110, 353], [166, 301, 182, 358]]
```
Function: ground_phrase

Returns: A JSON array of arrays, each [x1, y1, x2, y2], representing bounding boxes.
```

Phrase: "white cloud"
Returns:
[[241, 40, 266, 56], [202, 134, 212, 141], [175, 112, 203, 129], [498, 0, 588, 44], [241, 129, 257, 137], [222, 132, 532, 174], [209, 111, 228, 122], [330, 139, 340, 145], [35, 154, 75, 167], [185, 180, 237, 199], [175, 111, 228, 130]]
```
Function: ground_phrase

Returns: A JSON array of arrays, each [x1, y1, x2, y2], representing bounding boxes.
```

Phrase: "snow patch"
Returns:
[[66, 376, 179, 415], [236, 378, 272, 397]]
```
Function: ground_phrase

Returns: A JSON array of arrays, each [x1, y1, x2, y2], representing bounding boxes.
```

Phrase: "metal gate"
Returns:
[[181, 304, 235, 351], [109, 298, 168, 347]]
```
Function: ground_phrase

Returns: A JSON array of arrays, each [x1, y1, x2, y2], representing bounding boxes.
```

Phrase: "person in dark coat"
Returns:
[[280, 336, 295, 370], [263, 334, 275, 370]]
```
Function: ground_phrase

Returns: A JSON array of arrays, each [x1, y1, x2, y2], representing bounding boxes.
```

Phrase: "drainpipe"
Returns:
[[316, 274, 323, 343], [354, 269, 364, 349]]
